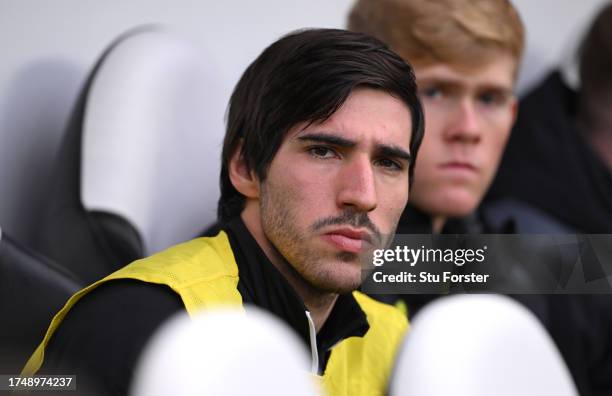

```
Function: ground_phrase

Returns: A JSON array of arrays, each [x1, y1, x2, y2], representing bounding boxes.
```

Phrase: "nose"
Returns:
[[336, 156, 378, 213], [444, 98, 481, 144]]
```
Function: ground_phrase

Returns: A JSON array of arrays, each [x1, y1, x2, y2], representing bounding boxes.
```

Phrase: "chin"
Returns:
[[420, 191, 481, 218], [309, 260, 363, 294], [320, 281, 361, 295], [443, 201, 480, 218]]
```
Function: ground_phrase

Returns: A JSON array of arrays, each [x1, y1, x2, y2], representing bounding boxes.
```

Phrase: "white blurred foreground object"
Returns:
[[130, 307, 319, 396], [390, 295, 578, 396]]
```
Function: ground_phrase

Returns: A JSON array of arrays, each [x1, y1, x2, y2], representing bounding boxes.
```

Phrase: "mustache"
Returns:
[[311, 211, 382, 243]]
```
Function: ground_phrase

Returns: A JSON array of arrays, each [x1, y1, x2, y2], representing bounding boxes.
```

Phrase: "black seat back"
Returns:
[[0, 230, 82, 371]]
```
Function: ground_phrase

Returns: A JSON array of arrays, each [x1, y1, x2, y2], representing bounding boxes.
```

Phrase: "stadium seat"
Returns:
[[37, 27, 219, 283], [0, 227, 82, 371]]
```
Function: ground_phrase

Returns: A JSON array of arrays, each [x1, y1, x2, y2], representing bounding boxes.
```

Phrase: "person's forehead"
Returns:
[[414, 55, 516, 91], [287, 89, 412, 148]]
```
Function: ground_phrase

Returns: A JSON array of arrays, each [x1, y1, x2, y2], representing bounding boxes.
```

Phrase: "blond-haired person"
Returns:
[[348, 3, 612, 395], [348, 0, 523, 315], [350, 0, 523, 235]]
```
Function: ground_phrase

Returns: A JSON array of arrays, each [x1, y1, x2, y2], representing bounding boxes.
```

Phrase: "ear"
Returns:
[[229, 142, 260, 199]]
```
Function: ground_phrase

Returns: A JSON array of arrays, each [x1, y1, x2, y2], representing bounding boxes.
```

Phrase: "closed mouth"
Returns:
[[322, 228, 374, 253]]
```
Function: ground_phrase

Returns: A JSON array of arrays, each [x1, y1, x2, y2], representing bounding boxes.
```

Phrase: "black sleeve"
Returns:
[[39, 279, 184, 396]]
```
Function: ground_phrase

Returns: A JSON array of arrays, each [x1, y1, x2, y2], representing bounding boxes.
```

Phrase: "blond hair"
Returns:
[[348, 0, 524, 71]]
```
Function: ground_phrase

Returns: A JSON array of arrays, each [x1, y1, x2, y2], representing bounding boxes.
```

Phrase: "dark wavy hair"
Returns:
[[218, 28, 424, 221]]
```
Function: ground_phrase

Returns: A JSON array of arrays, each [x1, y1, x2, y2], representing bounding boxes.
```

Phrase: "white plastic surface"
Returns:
[[390, 294, 578, 396], [130, 307, 319, 396], [82, 28, 221, 255]]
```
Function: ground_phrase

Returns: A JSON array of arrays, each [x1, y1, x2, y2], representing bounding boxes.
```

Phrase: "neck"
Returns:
[[240, 204, 338, 332], [296, 286, 338, 331], [432, 216, 446, 234]]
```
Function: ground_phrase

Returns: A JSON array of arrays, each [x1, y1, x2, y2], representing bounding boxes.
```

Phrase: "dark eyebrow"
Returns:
[[377, 144, 411, 163], [297, 132, 411, 163], [296, 133, 356, 148]]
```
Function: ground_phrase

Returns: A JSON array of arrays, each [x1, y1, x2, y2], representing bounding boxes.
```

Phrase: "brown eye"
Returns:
[[375, 158, 402, 171], [308, 146, 338, 159]]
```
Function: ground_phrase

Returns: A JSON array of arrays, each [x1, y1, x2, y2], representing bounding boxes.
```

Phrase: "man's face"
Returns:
[[260, 88, 413, 294], [409, 53, 517, 218]]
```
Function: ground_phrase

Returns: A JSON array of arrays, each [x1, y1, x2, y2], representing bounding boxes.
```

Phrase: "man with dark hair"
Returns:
[[23, 28, 424, 396]]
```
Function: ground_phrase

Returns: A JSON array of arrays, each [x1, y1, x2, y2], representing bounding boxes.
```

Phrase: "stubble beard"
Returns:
[[259, 182, 361, 295]]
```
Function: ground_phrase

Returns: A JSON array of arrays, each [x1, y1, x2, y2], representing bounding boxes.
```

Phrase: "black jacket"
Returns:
[[487, 71, 612, 233]]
